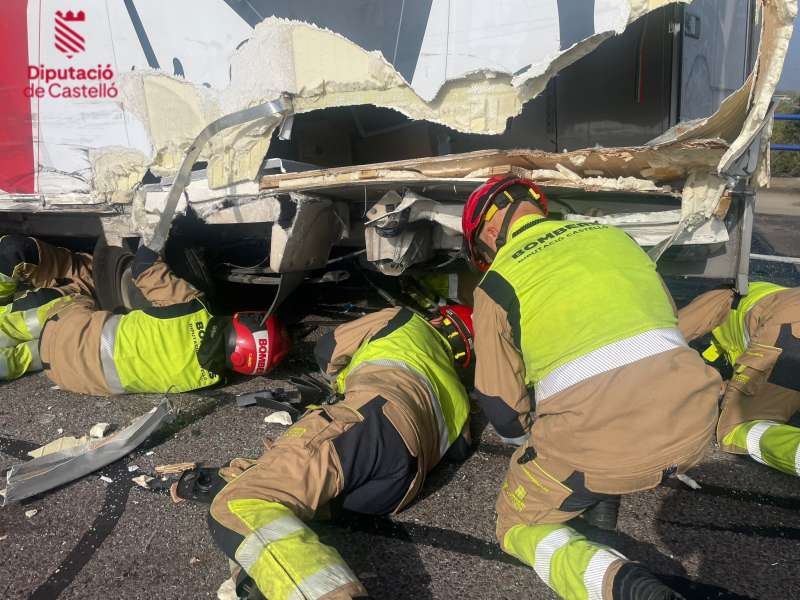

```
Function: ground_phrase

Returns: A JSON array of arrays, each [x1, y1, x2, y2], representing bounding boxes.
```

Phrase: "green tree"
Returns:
[[771, 94, 800, 177]]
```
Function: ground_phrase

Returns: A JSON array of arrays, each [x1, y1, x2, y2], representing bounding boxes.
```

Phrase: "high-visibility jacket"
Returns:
[[708, 282, 786, 365], [481, 215, 680, 400], [100, 298, 220, 394], [335, 310, 469, 456]]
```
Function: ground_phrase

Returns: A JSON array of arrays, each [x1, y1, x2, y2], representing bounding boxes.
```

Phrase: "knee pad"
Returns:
[[770, 324, 800, 392], [0, 235, 39, 277]]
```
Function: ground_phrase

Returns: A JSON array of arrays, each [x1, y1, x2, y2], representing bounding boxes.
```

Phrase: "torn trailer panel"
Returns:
[[0, 0, 795, 298]]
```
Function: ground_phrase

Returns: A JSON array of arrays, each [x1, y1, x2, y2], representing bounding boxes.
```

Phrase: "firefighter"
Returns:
[[461, 176, 721, 600], [0, 235, 288, 393], [206, 305, 474, 600], [679, 282, 800, 476]]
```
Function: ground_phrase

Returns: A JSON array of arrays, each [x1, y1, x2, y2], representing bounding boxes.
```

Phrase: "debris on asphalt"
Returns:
[[145, 451, 154, 456], [190, 556, 200, 565], [155, 462, 196, 475], [56, 428, 63, 434], [676, 473, 702, 490], [99, 475, 114, 484], [128, 464, 140, 473], [3, 401, 170, 505], [0, 534, 7, 541], [264, 411, 293, 426], [90, 422, 112, 439], [169, 482, 186, 504], [132, 475, 154, 489], [24, 509, 38, 518], [216, 577, 238, 600]]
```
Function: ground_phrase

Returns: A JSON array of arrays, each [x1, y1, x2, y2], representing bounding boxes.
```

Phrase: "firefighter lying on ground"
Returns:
[[0, 235, 288, 394], [461, 176, 722, 600], [679, 281, 800, 476], [204, 305, 474, 600]]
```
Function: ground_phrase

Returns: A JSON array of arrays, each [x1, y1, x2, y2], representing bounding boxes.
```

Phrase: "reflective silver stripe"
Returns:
[[235, 515, 307, 572], [24, 340, 42, 372], [99, 315, 125, 394], [0, 331, 14, 348], [533, 527, 574, 586], [24, 309, 42, 339], [0, 352, 9, 378], [288, 563, 361, 600], [535, 328, 687, 402], [351, 359, 450, 458], [584, 548, 626, 600], [746, 421, 779, 466], [794, 438, 800, 476]]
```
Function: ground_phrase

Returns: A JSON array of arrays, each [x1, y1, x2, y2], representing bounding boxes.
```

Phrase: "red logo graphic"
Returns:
[[54, 10, 86, 59]]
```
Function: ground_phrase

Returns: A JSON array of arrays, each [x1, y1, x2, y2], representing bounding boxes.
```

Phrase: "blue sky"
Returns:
[[778, 22, 799, 91]]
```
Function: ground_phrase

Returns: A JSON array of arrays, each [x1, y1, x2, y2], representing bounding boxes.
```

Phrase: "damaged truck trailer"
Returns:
[[0, 0, 795, 311]]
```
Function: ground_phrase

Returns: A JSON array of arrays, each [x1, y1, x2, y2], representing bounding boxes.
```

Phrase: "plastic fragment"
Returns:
[[90, 423, 111, 439], [264, 411, 293, 426], [128, 465, 140, 473], [24, 509, 38, 518], [217, 577, 238, 600], [132, 475, 154, 489], [100, 475, 114, 484], [676, 473, 701, 490]]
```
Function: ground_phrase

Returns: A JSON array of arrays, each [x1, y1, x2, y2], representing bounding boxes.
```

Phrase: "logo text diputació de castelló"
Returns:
[[26, 9, 118, 99]]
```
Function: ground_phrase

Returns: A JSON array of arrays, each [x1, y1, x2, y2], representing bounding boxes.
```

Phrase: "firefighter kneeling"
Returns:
[[462, 177, 722, 600], [680, 282, 800, 476], [206, 306, 475, 600], [0, 234, 288, 393]]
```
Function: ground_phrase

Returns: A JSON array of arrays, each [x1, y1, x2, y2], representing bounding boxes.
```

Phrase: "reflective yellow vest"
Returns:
[[102, 298, 220, 394], [709, 282, 786, 365], [335, 310, 469, 454], [481, 215, 679, 390]]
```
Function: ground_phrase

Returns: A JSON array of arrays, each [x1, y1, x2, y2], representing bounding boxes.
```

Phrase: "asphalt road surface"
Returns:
[[1, 212, 799, 600]]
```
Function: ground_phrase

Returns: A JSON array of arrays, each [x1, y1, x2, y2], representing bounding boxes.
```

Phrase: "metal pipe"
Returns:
[[750, 253, 800, 265], [770, 143, 800, 151]]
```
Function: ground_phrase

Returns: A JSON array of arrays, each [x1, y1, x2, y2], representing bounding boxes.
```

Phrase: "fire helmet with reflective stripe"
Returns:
[[436, 304, 474, 368], [226, 312, 290, 375], [462, 175, 548, 271]]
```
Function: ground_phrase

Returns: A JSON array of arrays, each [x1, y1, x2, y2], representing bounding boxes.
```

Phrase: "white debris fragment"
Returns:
[[56, 428, 63, 435], [127, 465, 140, 473], [264, 411, 293, 426], [145, 451, 154, 456], [676, 473, 701, 490], [24, 509, 38, 518], [90, 423, 111, 439], [0, 534, 7, 541], [190, 556, 201, 565], [131, 475, 154, 489], [99, 475, 114, 484], [217, 577, 238, 600], [50, 386, 60, 391]]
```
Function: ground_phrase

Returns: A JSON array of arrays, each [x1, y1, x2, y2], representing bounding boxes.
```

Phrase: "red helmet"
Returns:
[[226, 312, 291, 375], [462, 175, 548, 271], [437, 305, 474, 368]]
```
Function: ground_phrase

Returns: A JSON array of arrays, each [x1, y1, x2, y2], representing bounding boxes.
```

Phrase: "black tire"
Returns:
[[92, 241, 152, 312]]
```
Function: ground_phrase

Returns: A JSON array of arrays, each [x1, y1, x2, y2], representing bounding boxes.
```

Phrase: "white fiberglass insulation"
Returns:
[[1, 0, 794, 217], [5, 0, 687, 200]]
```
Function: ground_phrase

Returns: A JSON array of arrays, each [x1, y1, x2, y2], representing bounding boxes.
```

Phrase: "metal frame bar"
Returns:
[[734, 185, 755, 294]]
